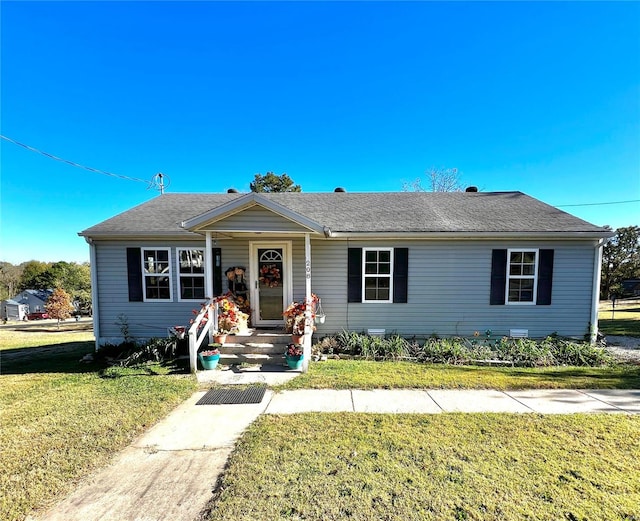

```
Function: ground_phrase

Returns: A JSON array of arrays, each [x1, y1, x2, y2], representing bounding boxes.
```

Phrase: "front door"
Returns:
[[250, 241, 292, 327]]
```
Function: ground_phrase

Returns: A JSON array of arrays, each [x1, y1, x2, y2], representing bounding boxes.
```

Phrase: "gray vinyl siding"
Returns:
[[94, 237, 598, 343], [310, 239, 597, 339], [94, 237, 311, 342], [95, 240, 210, 341], [204, 206, 312, 233]]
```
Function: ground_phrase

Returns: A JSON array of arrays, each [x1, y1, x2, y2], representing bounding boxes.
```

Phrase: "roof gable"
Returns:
[[182, 193, 326, 234]]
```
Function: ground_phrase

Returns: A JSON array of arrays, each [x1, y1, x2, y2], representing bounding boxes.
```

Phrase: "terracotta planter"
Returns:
[[291, 334, 304, 344], [213, 334, 227, 344]]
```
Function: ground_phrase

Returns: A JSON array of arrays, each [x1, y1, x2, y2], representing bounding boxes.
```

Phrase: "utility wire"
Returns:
[[1, 134, 635, 205], [555, 199, 640, 208], [0, 134, 166, 190]]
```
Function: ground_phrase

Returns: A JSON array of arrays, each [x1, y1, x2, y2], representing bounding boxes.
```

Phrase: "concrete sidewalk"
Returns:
[[265, 388, 640, 415], [32, 388, 639, 521]]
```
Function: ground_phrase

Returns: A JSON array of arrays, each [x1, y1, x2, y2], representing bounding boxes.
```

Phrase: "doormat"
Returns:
[[196, 386, 267, 405]]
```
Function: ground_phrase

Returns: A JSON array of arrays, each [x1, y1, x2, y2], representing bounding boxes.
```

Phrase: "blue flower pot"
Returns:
[[198, 353, 220, 370], [285, 354, 303, 370]]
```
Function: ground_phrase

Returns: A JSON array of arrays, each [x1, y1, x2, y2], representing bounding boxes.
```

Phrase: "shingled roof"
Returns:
[[79, 191, 610, 238]]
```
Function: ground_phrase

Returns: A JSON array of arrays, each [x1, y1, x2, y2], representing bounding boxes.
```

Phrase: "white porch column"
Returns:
[[205, 232, 214, 346], [87, 239, 100, 350], [303, 233, 312, 371], [590, 238, 604, 344], [205, 232, 213, 298]]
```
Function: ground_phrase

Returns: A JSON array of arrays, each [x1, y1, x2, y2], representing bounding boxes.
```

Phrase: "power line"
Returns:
[[556, 199, 640, 208], [0, 134, 168, 192]]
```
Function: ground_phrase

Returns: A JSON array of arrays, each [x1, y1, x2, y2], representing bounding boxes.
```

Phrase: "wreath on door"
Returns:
[[259, 264, 281, 287]]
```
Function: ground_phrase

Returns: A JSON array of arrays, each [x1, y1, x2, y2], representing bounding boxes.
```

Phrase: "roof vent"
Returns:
[[465, 186, 478, 192], [227, 188, 239, 193], [334, 187, 346, 192]]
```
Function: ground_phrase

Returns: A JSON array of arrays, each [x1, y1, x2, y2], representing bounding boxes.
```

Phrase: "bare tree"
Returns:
[[403, 167, 463, 192]]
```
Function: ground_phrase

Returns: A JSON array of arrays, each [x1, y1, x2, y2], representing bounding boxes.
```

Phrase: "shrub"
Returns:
[[493, 337, 555, 367], [315, 332, 615, 367], [549, 337, 614, 366], [421, 337, 469, 364], [95, 338, 179, 367]]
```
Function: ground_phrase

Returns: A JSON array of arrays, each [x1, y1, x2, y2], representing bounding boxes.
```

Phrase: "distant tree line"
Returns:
[[601, 226, 640, 300], [0, 260, 91, 309]]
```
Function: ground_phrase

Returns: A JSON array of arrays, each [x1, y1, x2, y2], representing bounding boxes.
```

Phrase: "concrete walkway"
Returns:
[[266, 388, 640, 414], [32, 388, 640, 521]]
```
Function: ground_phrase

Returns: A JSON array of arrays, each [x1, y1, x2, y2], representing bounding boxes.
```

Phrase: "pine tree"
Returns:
[[250, 172, 301, 193]]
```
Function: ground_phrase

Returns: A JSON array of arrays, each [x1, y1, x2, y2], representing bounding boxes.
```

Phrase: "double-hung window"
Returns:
[[506, 249, 538, 304], [142, 248, 172, 301], [363, 248, 393, 302], [177, 248, 205, 301]]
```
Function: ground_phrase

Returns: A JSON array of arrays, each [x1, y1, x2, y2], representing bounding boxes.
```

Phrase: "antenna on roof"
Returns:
[[150, 172, 169, 194]]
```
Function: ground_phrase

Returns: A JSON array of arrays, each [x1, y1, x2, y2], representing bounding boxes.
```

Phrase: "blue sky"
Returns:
[[1, 1, 638, 265]]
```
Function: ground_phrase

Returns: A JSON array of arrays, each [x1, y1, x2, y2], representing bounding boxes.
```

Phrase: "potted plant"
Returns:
[[198, 345, 221, 370], [315, 297, 326, 324], [212, 294, 248, 344], [169, 325, 186, 339], [214, 316, 235, 344], [283, 294, 319, 343], [284, 343, 304, 370]]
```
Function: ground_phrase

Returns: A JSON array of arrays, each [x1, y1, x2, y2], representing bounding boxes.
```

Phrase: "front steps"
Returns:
[[216, 329, 291, 366]]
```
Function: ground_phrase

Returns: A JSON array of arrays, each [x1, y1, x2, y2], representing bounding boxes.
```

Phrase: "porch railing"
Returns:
[[188, 298, 218, 373]]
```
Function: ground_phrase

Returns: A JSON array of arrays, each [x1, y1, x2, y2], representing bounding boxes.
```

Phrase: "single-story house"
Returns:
[[79, 190, 612, 351], [1, 289, 53, 321]]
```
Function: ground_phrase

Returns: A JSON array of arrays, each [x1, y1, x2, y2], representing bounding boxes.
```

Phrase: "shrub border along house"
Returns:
[[313, 331, 615, 367]]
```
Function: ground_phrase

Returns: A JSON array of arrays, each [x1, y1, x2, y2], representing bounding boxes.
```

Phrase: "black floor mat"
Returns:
[[196, 386, 267, 405]]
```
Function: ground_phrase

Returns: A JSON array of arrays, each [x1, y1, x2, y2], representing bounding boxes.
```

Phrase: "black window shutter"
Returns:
[[347, 248, 362, 303], [490, 249, 507, 305], [126, 247, 143, 302], [212, 247, 222, 297], [536, 249, 554, 305], [393, 248, 409, 303]]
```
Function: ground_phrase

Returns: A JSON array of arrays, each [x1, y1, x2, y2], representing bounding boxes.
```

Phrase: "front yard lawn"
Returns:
[[0, 330, 197, 521], [278, 359, 640, 391], [203, 413, 640, 521]]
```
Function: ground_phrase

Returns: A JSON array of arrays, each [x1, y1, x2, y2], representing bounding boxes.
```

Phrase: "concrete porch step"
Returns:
[[224, 329, 291, 344], [218, 353, 286, 365], [211, 329, 293, 365], [219, 343, 287, 355]]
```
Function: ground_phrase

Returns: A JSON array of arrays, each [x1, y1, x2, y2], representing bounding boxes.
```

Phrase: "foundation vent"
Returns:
[[509, 329, 529, 338]]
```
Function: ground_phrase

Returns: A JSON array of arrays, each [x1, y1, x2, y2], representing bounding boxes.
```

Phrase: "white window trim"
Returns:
[[362, 247, 394, 303], [506, 248, 538, 306], [176, 247, 206, 302], [141, 247, 173, 302]]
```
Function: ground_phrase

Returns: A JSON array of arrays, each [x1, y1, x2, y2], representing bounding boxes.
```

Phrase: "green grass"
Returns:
[[0, 329, 197, 521], [599, 301, 640, 337], [203, 413, 640, 521], [0, 328, 94, 348], [278, 359, 640, 391], [2, 326, 639, 520]]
